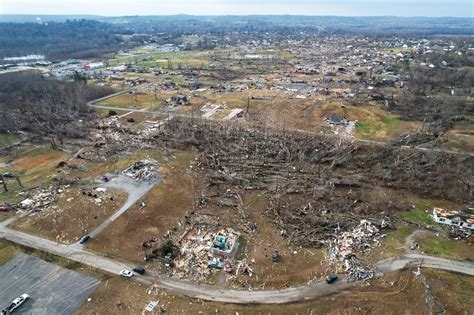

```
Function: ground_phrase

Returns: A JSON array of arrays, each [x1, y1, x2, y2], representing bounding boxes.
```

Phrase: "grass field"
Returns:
[[400, 208, 435, 226], [417, 235, 474, 261], [0, 145, 70, 203], [355, 115, 420, 140], [0, 133, 22, 148], [369, 225, 415, 262], [0, 241, 18, 266]]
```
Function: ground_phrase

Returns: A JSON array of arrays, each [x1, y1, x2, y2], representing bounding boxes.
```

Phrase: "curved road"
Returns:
[[1, 218, 473, 304]]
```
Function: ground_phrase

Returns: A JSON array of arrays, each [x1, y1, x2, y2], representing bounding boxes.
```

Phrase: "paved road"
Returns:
[[1, 221, 473, 304]]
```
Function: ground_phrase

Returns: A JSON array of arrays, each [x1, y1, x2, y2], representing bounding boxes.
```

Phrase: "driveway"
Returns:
[[84, 174, 163, 240]]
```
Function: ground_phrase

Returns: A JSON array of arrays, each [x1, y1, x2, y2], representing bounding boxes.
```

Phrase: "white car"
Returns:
[[119, 269, 134, 278], [5, 294, 29, 313]]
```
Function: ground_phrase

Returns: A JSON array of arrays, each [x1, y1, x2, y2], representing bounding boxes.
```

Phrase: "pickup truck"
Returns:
[[2, 294, 29, 313]]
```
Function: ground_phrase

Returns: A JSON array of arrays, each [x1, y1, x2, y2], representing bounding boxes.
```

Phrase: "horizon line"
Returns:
[[1, 13, 473, 18]]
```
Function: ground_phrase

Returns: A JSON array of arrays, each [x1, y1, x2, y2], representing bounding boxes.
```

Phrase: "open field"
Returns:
[[96, 92, 157, 110], [416, 235, 474, 261], [424, 269, 474, 314]]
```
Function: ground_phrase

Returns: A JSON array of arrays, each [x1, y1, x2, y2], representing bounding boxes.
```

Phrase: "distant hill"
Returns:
[[0, 14, 472, 35], [0, 14, 101, 23]]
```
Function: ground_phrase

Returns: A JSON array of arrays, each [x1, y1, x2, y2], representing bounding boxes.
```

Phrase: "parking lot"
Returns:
[[0, 253, 100, 314]]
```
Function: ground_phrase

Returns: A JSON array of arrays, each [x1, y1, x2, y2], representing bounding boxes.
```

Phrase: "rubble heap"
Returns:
[[18, 186, 66, 213], [122, 159, 159, 181], [327, 219, 385, 282], [162, 227, 240, 282]]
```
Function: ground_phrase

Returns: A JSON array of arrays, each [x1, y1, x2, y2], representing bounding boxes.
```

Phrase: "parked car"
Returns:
[[79, 235, 91, 244], [271, 250, 281, 262], [4, 294, 29, 313], [325, 275, 338, 284], [132, 266, 145, 275], [120, 269, 134, 278]]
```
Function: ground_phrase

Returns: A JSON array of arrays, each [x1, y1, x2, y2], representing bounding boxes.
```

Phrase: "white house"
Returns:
[[432, 208, 474, 230]]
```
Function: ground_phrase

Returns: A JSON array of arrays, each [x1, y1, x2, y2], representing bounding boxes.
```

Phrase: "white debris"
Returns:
[[122, 159, 159, 181]]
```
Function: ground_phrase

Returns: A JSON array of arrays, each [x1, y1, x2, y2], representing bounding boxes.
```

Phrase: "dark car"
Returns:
[[132, 266, 145, 275], [325, 275, 338, 284], [79, 235, 91, 244], [271, 250, 281, 262]]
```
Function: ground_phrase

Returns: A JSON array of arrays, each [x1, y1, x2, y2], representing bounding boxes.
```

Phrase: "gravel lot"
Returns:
[[0, 253, 99, 314]]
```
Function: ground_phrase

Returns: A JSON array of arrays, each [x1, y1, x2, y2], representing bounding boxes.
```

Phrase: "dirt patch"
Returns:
[[424, 269, 474, 314]]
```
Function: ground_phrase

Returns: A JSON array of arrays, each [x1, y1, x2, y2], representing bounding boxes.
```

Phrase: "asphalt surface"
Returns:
[[0, 253, 99, 314]]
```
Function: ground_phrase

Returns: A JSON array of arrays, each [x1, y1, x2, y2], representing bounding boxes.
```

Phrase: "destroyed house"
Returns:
[[209, 230, 240, 257], [432, 208, 474, 230], [325, 113, 346, 125]]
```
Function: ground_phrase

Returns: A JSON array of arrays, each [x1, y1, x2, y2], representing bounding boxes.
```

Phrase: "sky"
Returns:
[[1, 0, 473, 17]]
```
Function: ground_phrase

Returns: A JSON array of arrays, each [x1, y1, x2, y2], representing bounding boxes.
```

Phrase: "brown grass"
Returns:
[[11, 187, 127, 244]]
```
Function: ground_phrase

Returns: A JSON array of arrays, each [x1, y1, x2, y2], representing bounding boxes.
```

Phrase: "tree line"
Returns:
[[0, 20, 130, 60], [0, 72, 113, 147]]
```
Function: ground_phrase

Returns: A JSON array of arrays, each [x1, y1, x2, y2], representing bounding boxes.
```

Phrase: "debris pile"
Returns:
[[81, 187, 113, 205], [148, 227, 241, 282], [167, 95, 189, 106], [174, 229, 214, 280], [228, 258, 255, 288], [18, 186, 66, 212], [122, 159, 160, 181], [327, 219, 384, 282]]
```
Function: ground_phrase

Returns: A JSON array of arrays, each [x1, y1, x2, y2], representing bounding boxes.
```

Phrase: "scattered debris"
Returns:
[[143, 300, 164, 313], [122, 159, 160, 181], [327, 219, 385, 282], [18, 186, 66, 212], [167, 95, 189, 106]]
